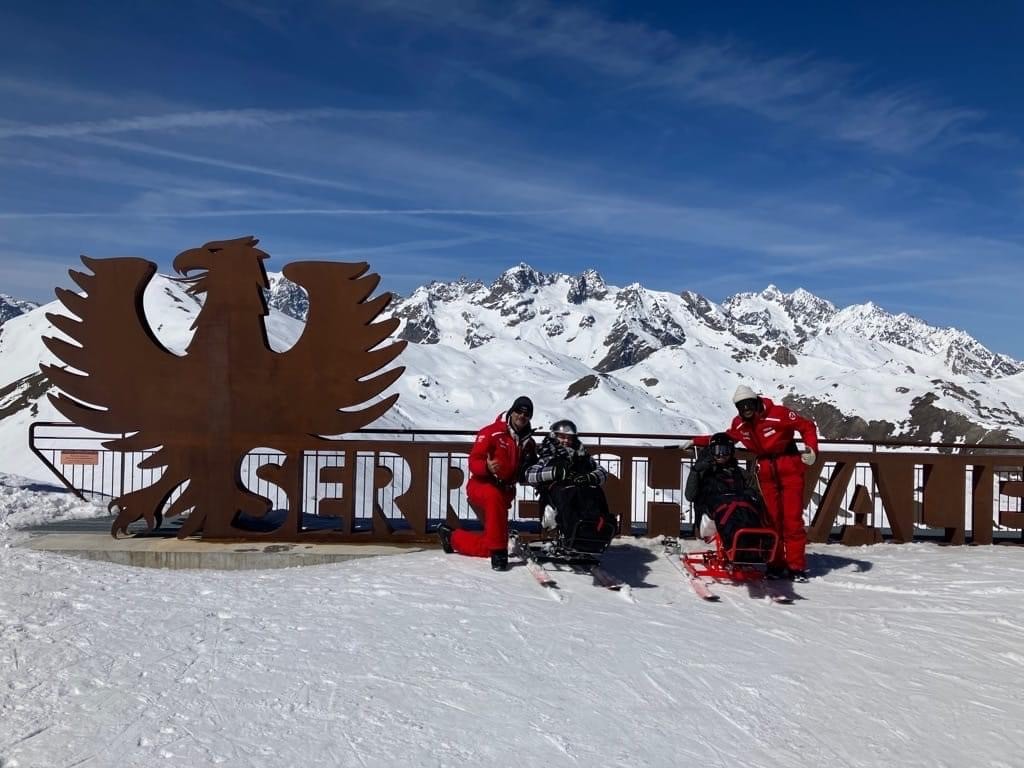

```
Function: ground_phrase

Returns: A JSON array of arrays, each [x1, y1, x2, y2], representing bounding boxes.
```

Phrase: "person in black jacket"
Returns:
[[525, 419, 615, 551], [685, 433, 769, 560]]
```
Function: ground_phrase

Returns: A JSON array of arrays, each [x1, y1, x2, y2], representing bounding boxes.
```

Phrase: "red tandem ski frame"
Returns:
[[681, 526, 779, 584]]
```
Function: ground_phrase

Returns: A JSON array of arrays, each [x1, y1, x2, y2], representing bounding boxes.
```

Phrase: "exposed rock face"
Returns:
[[265, 274, 309, 320], [783, 395, 897, 441], [759, 345, 798, 367], [680, 290, 727, 332], [480, 264, 548, 309], [464, 317, 493, 349], [397, 308, 440, 344], [567, 375, 600, 399], [0, 294, 39, 327], [901, 393, 1018, 444], [594, 286, 687, 372], [0, 372, 49, 420], [543, 314, 566, 338], [566, 270, 608, 304]]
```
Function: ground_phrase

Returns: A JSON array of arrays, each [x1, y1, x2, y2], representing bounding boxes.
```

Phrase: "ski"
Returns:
[[752, 581, 797, 604], [589, 565, 636, 602], [747, 582, 793, 603], [590, 565, 626, 591], [510, 535, 562, 600], [525, 558, 558, 588], [664, 551, 719, 601], [662, 537, 719, 602]]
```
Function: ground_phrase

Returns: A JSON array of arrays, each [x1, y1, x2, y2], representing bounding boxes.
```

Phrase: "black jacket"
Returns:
[[685, 451, 763, 518]]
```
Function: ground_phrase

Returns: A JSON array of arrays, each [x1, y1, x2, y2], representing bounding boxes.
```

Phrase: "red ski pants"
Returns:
[[757, 455, 808, 572], [452, 479, 512, 558]]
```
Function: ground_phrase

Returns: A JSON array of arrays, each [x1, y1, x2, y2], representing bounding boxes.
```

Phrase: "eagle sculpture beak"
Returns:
[[173, 246, 217, 277]]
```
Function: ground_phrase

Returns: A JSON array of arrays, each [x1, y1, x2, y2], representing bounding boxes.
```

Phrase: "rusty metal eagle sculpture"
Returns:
[[39, 236, 407, 538]]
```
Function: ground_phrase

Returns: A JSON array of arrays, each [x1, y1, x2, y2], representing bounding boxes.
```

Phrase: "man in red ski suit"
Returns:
[[691, 384, 819, 581], [438, 396, 537, 571]]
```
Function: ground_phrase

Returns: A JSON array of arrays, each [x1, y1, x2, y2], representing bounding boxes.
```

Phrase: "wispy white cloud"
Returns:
[[0, 207, 593, 219], [0, 75, 129, 110], [0, 106, 407, 140], [349, 0, 994, 153], [61, 135, 377, 196], [300, 234, 497, 259]]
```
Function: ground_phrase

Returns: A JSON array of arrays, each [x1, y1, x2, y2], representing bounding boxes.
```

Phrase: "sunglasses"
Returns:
[[735, 398, 759, 412], [512, 407, 532, 417]]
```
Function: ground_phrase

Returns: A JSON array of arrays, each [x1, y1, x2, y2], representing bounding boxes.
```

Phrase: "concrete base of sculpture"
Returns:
[[21, 529, 425, 570]]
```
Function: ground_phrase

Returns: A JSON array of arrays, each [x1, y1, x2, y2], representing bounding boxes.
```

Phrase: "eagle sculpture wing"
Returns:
[[276, 261, 407, 437], [40, 256, 191, 451]]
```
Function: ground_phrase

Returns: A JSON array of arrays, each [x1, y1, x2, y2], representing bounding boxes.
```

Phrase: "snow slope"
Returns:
[[2, 477, 1023, 768]]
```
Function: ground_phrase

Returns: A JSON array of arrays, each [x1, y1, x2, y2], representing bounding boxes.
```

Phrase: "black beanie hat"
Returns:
[[510, 396, 534, 418]]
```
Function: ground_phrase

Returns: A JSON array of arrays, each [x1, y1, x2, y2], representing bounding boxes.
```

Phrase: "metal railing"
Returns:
[[28, 422, 1024, 543]]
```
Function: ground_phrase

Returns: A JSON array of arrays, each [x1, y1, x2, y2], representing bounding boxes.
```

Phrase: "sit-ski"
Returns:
[[664, 527, 793, 603]]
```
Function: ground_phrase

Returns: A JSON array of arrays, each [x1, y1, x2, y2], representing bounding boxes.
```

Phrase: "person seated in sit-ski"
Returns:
[[685, 432, 770, 560], [524, 419, 617, 554]]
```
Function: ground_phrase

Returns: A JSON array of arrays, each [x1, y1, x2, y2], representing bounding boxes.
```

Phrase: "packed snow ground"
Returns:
[[2, 475, 1024, 768]]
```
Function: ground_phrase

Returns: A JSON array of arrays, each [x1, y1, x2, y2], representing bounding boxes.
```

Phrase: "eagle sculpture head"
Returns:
[[173, 236, 270, 320]]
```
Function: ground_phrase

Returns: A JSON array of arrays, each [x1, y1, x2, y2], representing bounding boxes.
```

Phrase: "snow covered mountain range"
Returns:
[[1, 263, 1022, 479], [290, 263, 1024, 443]]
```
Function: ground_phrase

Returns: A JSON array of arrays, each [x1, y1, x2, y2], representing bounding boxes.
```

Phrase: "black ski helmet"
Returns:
[[709, 432, 735, 459], [550, 419, 578, 436]]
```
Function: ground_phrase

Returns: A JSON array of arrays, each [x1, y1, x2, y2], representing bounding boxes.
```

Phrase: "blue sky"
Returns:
[[2, 0, 1023, 357]]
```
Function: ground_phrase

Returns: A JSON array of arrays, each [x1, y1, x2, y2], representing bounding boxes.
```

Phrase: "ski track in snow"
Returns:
[[2, 506, 1024, 766]]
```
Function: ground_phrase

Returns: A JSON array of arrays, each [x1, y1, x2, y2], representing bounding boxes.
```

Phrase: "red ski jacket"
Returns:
[[723, 396, 819, 459], [469, 412, 534, 489]]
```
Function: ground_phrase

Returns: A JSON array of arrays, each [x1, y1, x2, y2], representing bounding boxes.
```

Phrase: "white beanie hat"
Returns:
[[732, 384, 759, 404]]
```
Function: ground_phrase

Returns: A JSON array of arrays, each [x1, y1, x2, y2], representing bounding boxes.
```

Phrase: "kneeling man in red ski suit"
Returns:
[[439, 396, 537, 571], [692, 385, 819, 581]]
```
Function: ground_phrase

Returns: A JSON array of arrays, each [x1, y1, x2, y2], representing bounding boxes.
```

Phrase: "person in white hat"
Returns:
[[685, 384, 819, 581]]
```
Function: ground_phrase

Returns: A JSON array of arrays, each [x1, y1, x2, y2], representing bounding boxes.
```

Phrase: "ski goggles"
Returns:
[[735, 397, 759, 413], [710, 443, 734, 458]]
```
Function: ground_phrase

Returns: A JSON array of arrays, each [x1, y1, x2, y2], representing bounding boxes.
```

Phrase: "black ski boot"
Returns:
[[437, 523, 454, 554], [490, 549, 509, 571], [789, 569, 810, 583]]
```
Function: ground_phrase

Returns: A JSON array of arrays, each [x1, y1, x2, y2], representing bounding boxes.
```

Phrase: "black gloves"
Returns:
[[571, 472, 597, 487], [692, 448, 714, 473]]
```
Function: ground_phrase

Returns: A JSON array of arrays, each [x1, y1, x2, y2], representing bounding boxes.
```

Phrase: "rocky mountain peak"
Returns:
[[265, 272, 309, 321], [0, 294, 39, 327], [419, 277, 484, 303], [493, 263, 547, 293], [566, 269, 608, 304], [826, 304, 1023, 378]]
